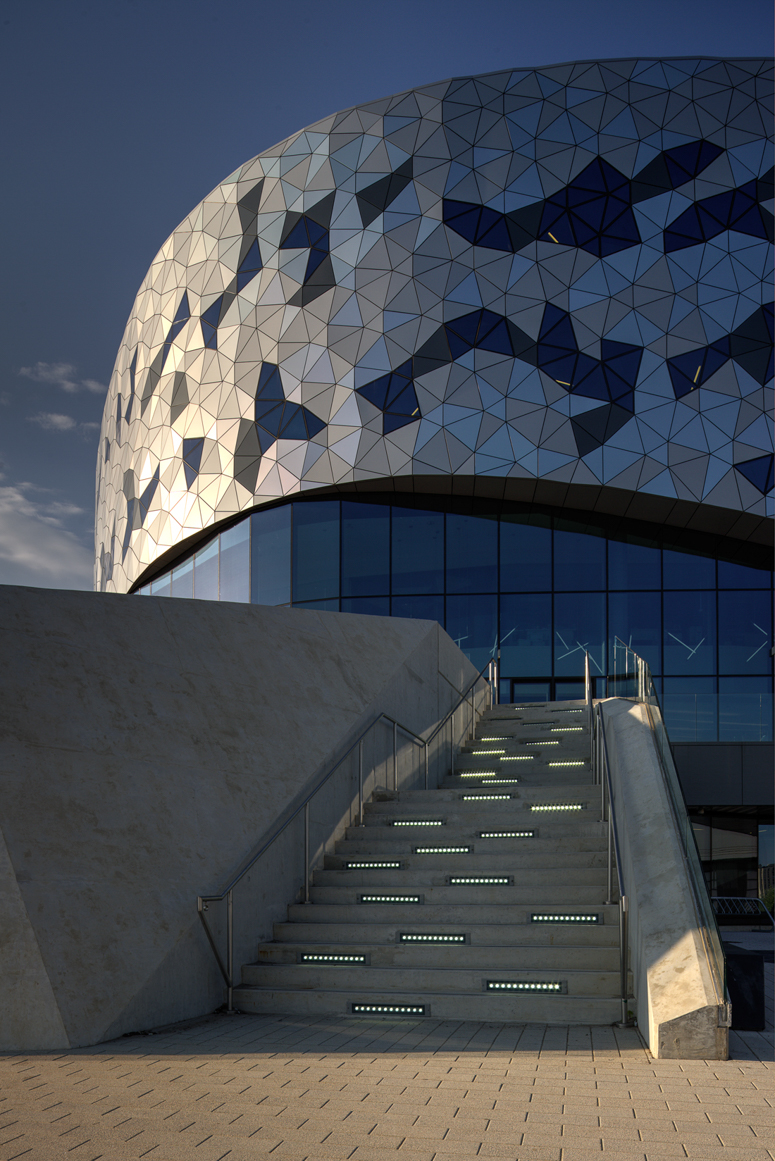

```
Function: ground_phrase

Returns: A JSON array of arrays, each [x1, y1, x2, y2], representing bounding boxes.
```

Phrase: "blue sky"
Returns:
[[0, 0, 771, 589]]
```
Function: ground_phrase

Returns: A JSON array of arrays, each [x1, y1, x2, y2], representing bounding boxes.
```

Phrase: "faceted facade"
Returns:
[[96, 57, 774, 597]]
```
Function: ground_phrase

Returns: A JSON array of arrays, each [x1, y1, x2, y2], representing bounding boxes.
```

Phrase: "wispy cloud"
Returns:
[[0, 483, 93, 590], [19, 361, 106, 395], [29, 412, 79, 431]]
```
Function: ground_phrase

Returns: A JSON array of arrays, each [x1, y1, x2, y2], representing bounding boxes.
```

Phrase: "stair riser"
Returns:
[[326, 851, 608, 869], [257, 943, 621, 970], [232, 988, 621, 1024], [272, 921, 620, 947], [336, 835, 607, 854], [348, 821, 602, 839], [242, 964, 620, 996], [310, 885, 609, 905], [365, 794, 593, 814], [287, 903, 618, 924], [313, 868, 608, 888]]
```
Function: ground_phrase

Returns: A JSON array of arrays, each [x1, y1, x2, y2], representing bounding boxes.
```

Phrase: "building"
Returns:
[[95, 57, 774, 897]]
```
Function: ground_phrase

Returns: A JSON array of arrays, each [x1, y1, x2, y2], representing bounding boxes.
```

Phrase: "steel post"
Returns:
[[392, 720, 397, 792], [226, 889, 234, 1013], [304, 801, 310, 903], [358, 739, 364, 825]]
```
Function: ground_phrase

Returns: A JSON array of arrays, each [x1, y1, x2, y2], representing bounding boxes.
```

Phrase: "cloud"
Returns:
[[29, 412, 78, 431], [0, 484, 93, 590], [19, 362, 106, 395]]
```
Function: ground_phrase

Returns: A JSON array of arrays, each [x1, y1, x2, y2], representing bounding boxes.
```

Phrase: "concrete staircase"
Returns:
[[234, 701, 623, 1023]]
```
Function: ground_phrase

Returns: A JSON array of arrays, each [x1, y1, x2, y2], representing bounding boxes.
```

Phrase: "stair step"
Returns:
[[272, 921, 620, 947], [326, 850, 608, 869], [287, 902, 617, 923], [312, 867, 607, 887], [257, 942, 620, 969]]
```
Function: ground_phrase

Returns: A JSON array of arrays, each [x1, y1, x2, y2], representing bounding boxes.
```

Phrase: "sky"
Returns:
[[0, 0, 771, 591]]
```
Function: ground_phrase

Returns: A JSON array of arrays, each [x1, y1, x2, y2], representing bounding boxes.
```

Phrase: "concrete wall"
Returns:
[[0, 587, 478, 1050], [673, 743, 774, 806], [601, 700, 728, 1060]]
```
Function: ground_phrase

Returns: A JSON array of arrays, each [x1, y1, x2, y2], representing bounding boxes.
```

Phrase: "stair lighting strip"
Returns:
[[391, 819, 444, 826], [462, 793, 511, 801], [475, 778, 520, 784], [479, 736, 509, 740], [531, 803, 584, 811], [457, 771, 498, 778], [449, 876, 511, 885], [400, 933, 465, 943], [547, 761, 586, 768], [360, 894, 422, 904], [550, 726, 584, 732], [414, 846, 472, 854], [470, 749, 506, 755], [352, 1003, 426, 1015], [531, 913, 599, 924], [345, 861, 401, 869], [521, 740, 559, 745], [479, 830, 535, 838], [487, 980, 564, 992], [501, 755, 534, 761], [301, 953, 366, 964]]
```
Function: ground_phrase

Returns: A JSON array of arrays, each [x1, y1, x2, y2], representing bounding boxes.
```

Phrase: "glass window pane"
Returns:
[[555, 681, 586, 701], [136, 585, 151, 596], [219, 521, 249, 603], [445, 594, 497, 671], [663, 591, 716, 675], [500, 593, 551, 677], [151, 573, 171, 597], [293, 599, 339, 611], [662, 676, 717, 741], [251, 505, 291, 605], [341, 596, 390, 616], [511, 681, 551, 704], [193, 538, 219, 600], [718, 560, 771, 589], [391, 594, 444, 622], [553, 592, 605, 678], [718, 591, 772, 674], [500, 514, 551, 592], [719, 676, 772, 742], [170, 557, 193, 598], [391, 507, 444, 594], [292, 501, 340, 602], [663, 548, 715, 589], [608, 537, 660, 590], [554, 526, 605, 591], [446, 513, 498, 593], [341, 502, 389, 596], [608, 591, 662, 673]]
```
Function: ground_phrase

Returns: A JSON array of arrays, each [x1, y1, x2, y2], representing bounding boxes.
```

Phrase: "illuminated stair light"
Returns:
[[457, 771, 498, 777], [531, 802, 584, 811], [400, 933, 465, 943], [521, 740, 560, 746], [547, 760, 586, 767], [463, 793, 511, 801], [391, 819, 444, 826], [531, 913, 599, 924], [470, 749, 505, 755], [352, 1003, 426, 1015], [550, 726, 584, 732], [360, 894, 422, 904], [449, 876, 511, 885], [345, 861, 401, 869], [487, 980, 564, 991], [477, 777, 520, 784], [479, 830, 535, 838], [414, 846, 471, 854], [301, 953, 366, 964], [501, 755, 534, 761]]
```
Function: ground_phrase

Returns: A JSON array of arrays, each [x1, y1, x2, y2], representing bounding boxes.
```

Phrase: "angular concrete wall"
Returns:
[[601, 700, 728, 1060], [0, 587, 477, 1050]]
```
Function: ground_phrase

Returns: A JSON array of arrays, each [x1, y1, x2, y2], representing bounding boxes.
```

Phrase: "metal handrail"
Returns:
[[593, 701, 630, 1024], [197, 659, 494, 1011]]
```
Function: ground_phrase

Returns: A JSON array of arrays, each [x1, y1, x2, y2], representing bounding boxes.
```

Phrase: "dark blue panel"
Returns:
[[718, 561, 772, 589], [292, 501, 340, 602], [251, 505, 291, 606], [446, 512, 498, 593], [500, 593, 552, 677], [663, 548, 715, 589], [341, 596, 390, 616], [356, 360, 420, 434], [446, 593, 497, 671], [281, 219, 311, 248], [342, 501, 390, 597], [735, 454, 774, 495], [608, 591, 662, 674], [391, 507, 444, 594], [663, 591, 716, 675], [718, 590, 772, 675], [391, 593, 444, 622], [554, 592, 606, 678], [554, 527, 605, 591], [500, 515, 552, 592], [608, 537, 660, 590]]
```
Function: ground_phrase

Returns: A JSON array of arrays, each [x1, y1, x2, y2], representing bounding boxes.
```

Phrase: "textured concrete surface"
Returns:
[[0, 1012, 772, 1161], [0, 588, 476, 1050]]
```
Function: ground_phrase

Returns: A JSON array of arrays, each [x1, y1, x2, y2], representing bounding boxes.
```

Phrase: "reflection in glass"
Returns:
[[151, 573, 171, 597], [718, 560, 770, 589], [342, 502, 389, 596], [251, 506, 290, 605], [718, 591, 772, 674], [511, 681, 551, 704], [608, 537, 660, 590], [171, 556, 193, 598], [608, 591, 661, 673], [555, 681, 585, 701], [193, 538, 219, 600], [553, 592, 605, 677], [662, 677, 717, 741], [663, 548, 714, 589], [445, 594, 497, 671], [446, 513, 497, 593], [391, 507, 443, 594], [341, 596, 390, 616], [718, 676, 772, 742], [663, 591, 716, 675], [220, 521, 250, 603], [500, 515, 551, 592], [294, 599, 339, 611], [500, 593, 551, 677], [391, 594, 444, 623], [293, 500, 339, 601], [554, 526, 605, 591]]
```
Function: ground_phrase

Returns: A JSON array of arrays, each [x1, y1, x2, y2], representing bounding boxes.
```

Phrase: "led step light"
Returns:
[[479, 830, 535, 838], [449, 876, 511, 885], [400, 933, 465, 943], [391, 819, 444, 827], [487, 980, 564, 992], [531, 802, 584, 811], [414, 846, 471, 854], [301, 953, 366, 964], [463, 793, 512, 801], [531, 913, 600, 924], [345, 861, 401, 869], [360, 894, 422, 904], [352, 1003, 426, 1015]]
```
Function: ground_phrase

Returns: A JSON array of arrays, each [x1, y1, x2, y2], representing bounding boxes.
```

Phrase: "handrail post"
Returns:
[[304, 801, 310, 903], [226, 889, 234, 1014], [450, 716, 455, 778], [606, 813, 614, 906], [358, 739, 364, 825], [620, 895, 628, 1025], [424, 740, 428, 791], [392, 720, 397, 792]]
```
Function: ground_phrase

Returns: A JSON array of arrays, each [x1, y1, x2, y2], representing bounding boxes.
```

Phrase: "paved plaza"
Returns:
[[1, 1006, 772, 1161]]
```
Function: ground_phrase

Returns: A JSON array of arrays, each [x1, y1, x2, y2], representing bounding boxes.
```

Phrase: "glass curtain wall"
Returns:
[[138, 498, 773, 741]]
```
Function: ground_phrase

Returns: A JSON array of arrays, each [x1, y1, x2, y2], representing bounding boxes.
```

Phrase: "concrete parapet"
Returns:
[[0, 587, 477, 1050], [600, 699, 728, 1060]]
